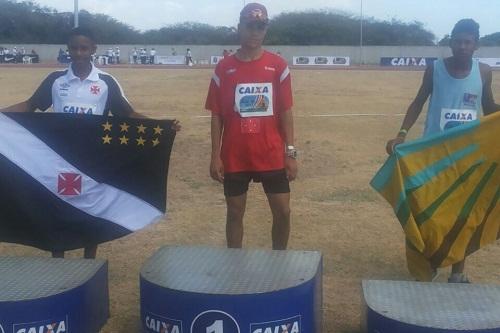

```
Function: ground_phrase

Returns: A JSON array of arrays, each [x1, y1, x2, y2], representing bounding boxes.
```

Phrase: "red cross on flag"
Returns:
[[58, 173, 82, 195]]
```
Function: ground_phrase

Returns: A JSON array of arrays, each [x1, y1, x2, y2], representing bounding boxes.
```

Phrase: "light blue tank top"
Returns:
[[423, 58, 482, 137]]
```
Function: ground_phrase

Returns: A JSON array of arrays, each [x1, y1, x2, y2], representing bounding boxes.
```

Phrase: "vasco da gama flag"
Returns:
[[0, 112, 176, 251], [371, 112, 499, 281]]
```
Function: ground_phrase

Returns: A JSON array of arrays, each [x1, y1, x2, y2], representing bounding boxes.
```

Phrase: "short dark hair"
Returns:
[[67, 27, 96, 43], [451, 19, 480, 41]]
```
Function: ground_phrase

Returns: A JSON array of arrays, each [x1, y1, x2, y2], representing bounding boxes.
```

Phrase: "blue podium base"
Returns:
[[140, 246, 323, 333], [0, 257, 109, 333], [363, 280, 500, 333]]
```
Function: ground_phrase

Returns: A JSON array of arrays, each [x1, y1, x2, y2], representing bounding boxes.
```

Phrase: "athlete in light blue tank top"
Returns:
[[385, 19, 499, 283], [424, 58, 482, 136]]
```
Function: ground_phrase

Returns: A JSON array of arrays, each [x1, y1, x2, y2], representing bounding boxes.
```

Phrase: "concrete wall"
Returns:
[[1, 44, 499, 65]]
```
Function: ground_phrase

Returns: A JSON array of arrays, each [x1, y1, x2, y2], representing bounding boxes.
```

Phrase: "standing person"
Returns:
[[132, 47, 138, 64], [185, 48, 193, 66], [140, 48, 147, 64], [150, 48, 156, 64], [12, 46, 18, 63], [115, 46, 120, 64], [386, 19, 499, 283], [0, 27, 176, 259], [106, 47, 113, 64], [206, 3, 297, 250], [0, 47, 4, 63]]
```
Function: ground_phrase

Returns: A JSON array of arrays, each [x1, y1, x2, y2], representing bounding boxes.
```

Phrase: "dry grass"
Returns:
[[0, 66, 499, 332]]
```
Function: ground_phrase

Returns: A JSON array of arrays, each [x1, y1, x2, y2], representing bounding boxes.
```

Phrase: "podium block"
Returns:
[[363, 280, 500, 333], [140, 246, 322, 333], [0, 257, 108, 333]]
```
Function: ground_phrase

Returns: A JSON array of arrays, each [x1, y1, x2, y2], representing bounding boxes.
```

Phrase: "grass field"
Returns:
[[0, 66, 499, 332]]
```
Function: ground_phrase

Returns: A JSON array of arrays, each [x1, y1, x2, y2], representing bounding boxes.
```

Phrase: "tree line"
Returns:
[[1, 0, 499, 46]]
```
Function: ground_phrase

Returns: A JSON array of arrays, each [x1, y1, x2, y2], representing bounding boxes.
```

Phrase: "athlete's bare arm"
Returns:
[[480, 63, 500, 115], [386, 63, 434, 154]]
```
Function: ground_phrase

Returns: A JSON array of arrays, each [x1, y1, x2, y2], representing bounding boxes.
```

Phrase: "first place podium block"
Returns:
[[140, 246, 322, 333], [363, 280, 500, 333], [0, 257, 109, 333]]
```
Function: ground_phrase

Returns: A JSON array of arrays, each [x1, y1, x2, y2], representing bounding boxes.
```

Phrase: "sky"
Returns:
[[31, 0, 499, 40]]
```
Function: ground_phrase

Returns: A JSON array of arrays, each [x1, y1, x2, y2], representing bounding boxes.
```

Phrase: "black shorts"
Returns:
[[224, 169, 290, 197]]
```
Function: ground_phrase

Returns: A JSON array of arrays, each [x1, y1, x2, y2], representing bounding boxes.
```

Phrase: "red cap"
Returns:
[[240, 3, 269, 23]]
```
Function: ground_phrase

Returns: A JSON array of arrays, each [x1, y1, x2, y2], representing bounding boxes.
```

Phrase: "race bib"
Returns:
[[62, 103, 97, 115], [440, 108, 477, 131], [234, 83, 273, 118]]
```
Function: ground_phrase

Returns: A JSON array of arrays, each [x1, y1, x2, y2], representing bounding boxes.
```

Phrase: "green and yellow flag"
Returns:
[[371, 112, 500, 281]]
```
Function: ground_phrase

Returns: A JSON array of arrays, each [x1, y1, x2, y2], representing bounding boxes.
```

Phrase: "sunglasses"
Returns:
[[244, 21, 268, 31]]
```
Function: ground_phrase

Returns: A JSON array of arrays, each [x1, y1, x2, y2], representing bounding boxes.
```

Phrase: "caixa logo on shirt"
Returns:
[[250, 315, 301, 333], [144, 312, 182, 333], [13, 317, 67, 333], [62, 103, 96, 115]]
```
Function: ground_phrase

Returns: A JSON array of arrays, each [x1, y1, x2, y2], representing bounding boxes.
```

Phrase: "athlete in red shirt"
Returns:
[[206, 3, 297, 250]]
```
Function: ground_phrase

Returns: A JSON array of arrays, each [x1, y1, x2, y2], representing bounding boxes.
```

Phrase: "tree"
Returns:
[[1, 1, 498, 46], [480, 32, 500, 46]]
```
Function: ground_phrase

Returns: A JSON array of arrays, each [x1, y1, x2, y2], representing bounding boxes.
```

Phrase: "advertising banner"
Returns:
[[293, 56, 350, 66], [155, 55, 185, 65], [380, 57, 437, 67], [477, 58, 500, 68], [210, 55, 224, 65]]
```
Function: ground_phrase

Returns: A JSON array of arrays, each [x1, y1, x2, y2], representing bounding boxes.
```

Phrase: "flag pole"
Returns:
[[360, 0, 364, 65], [74, 0, 79, 28]]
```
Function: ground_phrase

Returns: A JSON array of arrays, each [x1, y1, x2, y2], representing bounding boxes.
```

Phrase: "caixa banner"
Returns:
[[293, 56, 350, 66], [380, 57, 437, 67], [210, 56, 224, 65]]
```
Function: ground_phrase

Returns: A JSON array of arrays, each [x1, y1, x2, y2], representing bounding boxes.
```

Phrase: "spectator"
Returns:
[[0, 47, 4, 63], [132, 47, 138, 64], [186, 48, 193, 66], [106, 47, 113, 64], [140, 48, 147, 64], [150, 48, 156, 64], [115, 46, 120, 64], [12, 46, 18, 63]]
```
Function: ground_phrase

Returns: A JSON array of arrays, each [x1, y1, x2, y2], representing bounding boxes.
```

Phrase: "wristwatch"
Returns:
[[286, 145, 298, 159]]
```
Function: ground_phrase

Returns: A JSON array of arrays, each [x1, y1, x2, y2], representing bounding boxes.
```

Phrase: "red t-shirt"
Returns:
[[205, 51, 293, 173]]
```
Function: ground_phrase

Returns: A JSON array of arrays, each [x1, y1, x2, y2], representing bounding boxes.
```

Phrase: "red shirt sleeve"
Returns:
[[205, 65, 223, 114], [277, 59, 293, 112]]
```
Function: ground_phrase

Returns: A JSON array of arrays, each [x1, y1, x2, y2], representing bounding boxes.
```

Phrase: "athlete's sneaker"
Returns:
[[448, 273, 471, 283]]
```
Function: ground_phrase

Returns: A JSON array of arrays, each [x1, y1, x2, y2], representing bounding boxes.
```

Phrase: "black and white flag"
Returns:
[[0, 112, 176, 251]]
